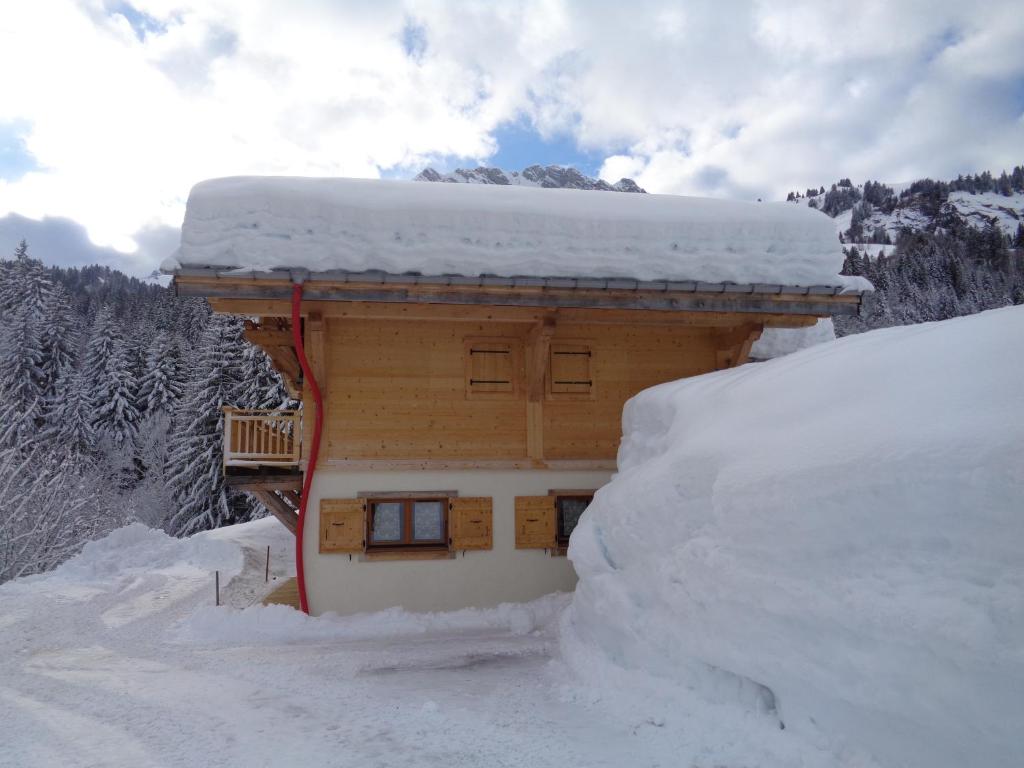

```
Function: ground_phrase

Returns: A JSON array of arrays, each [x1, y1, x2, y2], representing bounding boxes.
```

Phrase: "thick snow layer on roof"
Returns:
[[565, 305, 1024, 768], [168, 176, 869, 291]]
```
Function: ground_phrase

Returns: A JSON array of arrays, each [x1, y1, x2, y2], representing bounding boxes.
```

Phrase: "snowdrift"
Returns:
[[565, 306, 1024, 768], [5, 523, 242, 588]]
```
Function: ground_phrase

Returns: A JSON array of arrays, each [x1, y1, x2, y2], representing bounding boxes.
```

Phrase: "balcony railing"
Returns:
[[223, 408, 301, 468]]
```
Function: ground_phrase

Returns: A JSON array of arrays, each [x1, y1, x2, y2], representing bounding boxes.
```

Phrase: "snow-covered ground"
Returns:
[[567, 305, 1024, 768], [1, 516, 849, 767], [4, 308, 1021, 767]]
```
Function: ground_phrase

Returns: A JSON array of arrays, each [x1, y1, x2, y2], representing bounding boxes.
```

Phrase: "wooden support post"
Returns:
[[714, 323, 764, 369], [525, 316, 555, 462], [251, 489, 299, 535], [734, 325, 763, 366]]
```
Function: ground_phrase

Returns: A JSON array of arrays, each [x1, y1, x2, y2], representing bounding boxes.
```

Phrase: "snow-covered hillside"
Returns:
[[566, 305, 1024, 768], [790, 173, 1024, 244]]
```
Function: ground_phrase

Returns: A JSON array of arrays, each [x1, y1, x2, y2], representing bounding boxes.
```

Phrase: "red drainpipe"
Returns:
[[291, 282, 322, 615]]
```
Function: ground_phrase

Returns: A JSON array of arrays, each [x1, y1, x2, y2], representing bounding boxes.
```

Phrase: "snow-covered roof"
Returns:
[[165, 177, 869, 293]]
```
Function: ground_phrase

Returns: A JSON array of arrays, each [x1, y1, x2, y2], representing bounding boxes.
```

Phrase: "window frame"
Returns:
[[366, 496, 449, 550], [552, 492, 595, 549]]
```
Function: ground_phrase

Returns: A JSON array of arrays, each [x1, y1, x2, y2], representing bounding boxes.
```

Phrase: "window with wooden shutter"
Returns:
[[465, 338, 519, 398], [449, 497, 493, 550], [320, 498, 366, 553], [549, 342, 594, 398], [514, 496, 556, 549], [366, 497, 448, 549]]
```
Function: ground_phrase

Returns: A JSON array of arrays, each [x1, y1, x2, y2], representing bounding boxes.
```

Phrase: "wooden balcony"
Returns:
[[223, 408, 301, 468]]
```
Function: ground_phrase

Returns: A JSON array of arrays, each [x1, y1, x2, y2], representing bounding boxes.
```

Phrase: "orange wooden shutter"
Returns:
[[549, 343, 593, 396], [465, 338, 519, 398], [319, 498, 366, 553], [449, 497, 493, 550], [514, 496, 556, 548]]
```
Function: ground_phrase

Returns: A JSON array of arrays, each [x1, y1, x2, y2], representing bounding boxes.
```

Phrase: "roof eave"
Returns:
[[169, 266, 867, 317]]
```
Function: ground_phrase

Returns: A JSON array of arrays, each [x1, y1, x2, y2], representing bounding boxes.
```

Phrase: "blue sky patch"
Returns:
[[0, 120, 39, 182], [110, 2, 167, 41], [489, 121, 604, 177], [401, 19, 428, 63]]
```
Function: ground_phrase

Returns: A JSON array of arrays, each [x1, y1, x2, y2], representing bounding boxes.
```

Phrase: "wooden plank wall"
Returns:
[[312, 317, 727, 463]]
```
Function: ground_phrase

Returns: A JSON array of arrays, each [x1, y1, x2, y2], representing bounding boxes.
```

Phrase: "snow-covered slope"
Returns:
[[566, 305, 1024, 768], [415, 164, 645, 193], [791, 178, 1023, 244], [1, 517, 842, 767], [168, 176, 867, 290]]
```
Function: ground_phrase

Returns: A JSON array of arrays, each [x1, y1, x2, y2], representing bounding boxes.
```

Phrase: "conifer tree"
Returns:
[[138, 331, 183, 418], [91, 334, 142, 450], [38, 284, 79, 401], [165, 315, 253, 536], [44, 368, 97, 461], [0, 301, 47, 445]]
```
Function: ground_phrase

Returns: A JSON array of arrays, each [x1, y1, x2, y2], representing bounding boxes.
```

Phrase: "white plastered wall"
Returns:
[[304, 469, 612, 616]]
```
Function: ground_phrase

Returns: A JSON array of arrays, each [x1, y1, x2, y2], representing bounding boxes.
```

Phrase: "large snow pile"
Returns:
[[167, 176, 869, 290], [10, 523, 241, 587], [565, 305, 1024, 768], [750, 317, 836, 360]]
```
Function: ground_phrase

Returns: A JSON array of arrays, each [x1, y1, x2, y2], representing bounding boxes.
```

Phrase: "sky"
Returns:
[[0, 0, 1022, 276]]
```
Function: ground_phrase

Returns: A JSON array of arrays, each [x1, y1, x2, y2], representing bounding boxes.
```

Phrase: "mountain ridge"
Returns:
[[415, 164, 645, 193]]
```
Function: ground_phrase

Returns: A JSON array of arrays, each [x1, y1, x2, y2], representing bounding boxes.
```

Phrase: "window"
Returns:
[[465, 337, 520, 398], [555, 495, 593, 548], [368, 498, 447, 549], [549, 342, 593, 398]]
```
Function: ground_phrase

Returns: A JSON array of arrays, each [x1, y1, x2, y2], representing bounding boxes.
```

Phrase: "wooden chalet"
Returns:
[[166, 177, 868, 615]]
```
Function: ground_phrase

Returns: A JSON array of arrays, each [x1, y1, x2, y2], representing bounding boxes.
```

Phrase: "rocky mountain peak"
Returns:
[[414, 164, 645, 193]]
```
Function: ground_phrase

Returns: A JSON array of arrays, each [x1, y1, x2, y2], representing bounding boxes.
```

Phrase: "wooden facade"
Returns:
[[195, 293, 820, 468], [181, 271, 859, 520], [313, 314, 753, 466]]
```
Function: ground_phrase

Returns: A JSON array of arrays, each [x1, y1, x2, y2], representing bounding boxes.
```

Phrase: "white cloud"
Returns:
[[0, 0, 1021, 272]]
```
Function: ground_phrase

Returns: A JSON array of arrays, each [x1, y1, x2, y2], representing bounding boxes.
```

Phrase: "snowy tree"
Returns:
[[239, 337, 295, 410], [138, 331, 183, 418], [81, 303, 142, 450], [166, 315, 255, 536], [82, 305, 120, 388], [44, 368, 98, 461], [91, 333, 142, 450], [38, 284, 79, 400], [0, 241, 53, 316], [0, 302, 47, 444], [0, 446, 122, 583]]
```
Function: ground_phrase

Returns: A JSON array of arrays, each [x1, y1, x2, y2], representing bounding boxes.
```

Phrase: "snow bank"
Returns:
[[168, 176, 868, 290], [750, 318, 836, 360], [176, 592, 570, 646], [16, 523, 242, 586], [565, 306, 1024, 768]]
